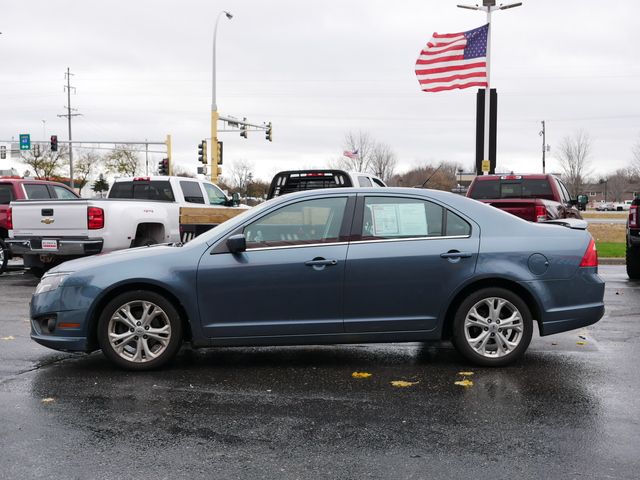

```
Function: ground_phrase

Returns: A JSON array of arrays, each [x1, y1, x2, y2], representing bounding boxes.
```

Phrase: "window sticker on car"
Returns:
[[371, 203, 428, 237], [371, 204, 399, 236]]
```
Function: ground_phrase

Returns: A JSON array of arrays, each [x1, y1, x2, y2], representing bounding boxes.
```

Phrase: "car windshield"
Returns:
[[470, 179, 555, 200]]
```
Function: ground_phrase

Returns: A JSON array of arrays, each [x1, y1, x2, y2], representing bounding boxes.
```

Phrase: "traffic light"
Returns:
[[50, 135, 58, 152], [0, 146, 6, 159], [217, 141, 223, 165], [198, 140, 207, 164], [265, 122, 272, 142], [158, 158, 169, 175], [240, 117, 248, 138]]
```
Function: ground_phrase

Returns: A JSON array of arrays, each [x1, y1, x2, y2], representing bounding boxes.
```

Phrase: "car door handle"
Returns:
[[305, 258, 338, 266], [440, 251, 472, 259]]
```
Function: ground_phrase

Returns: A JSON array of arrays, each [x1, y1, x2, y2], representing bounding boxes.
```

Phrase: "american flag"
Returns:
[[343, 149, 359, 159], [415, 24, 489, 93]]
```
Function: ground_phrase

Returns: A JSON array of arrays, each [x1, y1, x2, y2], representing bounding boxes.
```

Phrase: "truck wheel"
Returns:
[[97, 290, 183, 370], [0, 240, 8, 274], [133, 237, 157, 247], [451, 287, 533, 367], [626, 244, 640, 280]]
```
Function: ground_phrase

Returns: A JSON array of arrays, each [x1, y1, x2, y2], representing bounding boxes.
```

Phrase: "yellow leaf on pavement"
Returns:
[[458, 371, 474, 376], [1, 336, 15, 340], [454, 379, 474, 388], [41, 398, 55, 404], [576, 341, 586, 346], [351, 372, 372, 379], [390, 380, 418, 387]]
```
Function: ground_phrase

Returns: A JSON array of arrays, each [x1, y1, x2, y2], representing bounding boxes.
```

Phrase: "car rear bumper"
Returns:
[[7, 238, 103, 256], [537, 303, 604, 336]]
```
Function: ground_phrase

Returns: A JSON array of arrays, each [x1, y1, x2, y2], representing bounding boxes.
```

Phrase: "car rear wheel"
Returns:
[[627, 244, 640, 280], [452, 287, 533, 367], [0, 240, 7, 274], [97, 290, 182, 370]]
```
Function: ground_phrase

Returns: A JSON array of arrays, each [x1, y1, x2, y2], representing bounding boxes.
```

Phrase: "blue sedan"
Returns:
[[30, 188, 604, 369]]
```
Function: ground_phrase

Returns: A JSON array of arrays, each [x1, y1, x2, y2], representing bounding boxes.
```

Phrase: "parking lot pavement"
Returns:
[[0, 266, 638, 479]]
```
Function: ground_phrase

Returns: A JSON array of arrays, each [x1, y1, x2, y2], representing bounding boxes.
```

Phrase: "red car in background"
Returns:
[[0, 178, 78, 274], [466, 174, 582, 222]]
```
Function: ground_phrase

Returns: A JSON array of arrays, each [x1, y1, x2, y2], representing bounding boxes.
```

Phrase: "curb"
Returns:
[[599, 257, 625, 265]]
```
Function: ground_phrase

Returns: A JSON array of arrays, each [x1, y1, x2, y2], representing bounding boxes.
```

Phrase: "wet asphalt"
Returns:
[[0, 265, 638, 479]]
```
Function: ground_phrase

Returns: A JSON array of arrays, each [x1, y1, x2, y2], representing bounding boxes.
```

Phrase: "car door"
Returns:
[[197, 195, 355, 338], [343, 194, 480, 333]]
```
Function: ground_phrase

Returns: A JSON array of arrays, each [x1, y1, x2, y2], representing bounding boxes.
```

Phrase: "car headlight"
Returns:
[[34, 273, 71, 295]]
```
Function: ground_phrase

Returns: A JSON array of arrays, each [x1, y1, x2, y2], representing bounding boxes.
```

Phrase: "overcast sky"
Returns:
[[1, 0, 639, 181]]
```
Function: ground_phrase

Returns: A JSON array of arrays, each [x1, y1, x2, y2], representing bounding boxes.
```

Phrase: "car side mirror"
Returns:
[[226, 233, 246, 254], [232, 192, 240, 206]]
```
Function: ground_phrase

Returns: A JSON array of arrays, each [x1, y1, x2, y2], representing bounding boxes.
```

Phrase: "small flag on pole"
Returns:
[[343, 149, 359, 159], [415, 24, 489, 93]]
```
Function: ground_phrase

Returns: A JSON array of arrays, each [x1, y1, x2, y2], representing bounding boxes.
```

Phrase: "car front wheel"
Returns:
[[97, 290, 183, 370], [452, 287, 533, 367]]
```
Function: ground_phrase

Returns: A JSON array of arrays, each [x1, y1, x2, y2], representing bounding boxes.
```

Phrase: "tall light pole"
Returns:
[[457, 1, 522, 174], [211, 10, 233, 183]]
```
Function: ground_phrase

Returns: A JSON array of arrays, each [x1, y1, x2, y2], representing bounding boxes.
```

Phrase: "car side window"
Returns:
[[203, 183, 227, 206], [446, 210, 471, 236], [244, 197, 348, 249], [557, 180, 572, 204], [0, 184, 13, 204], [362, 197, 443, 239], [358, 176, 372, 187], [23, 184, 51, 199], [372, 178, 386, 187], [52, 185, 78, 199], [180, 181, 205, 204]]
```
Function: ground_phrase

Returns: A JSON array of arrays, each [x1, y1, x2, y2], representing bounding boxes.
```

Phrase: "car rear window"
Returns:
[[0, 184, 13, 205], [109, 181, 175, 201], [268, 171, 353, 199], [469, 179, 555, 200]]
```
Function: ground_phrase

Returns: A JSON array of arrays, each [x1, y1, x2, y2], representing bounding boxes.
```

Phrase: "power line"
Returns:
[[57, 67, 82, 187]]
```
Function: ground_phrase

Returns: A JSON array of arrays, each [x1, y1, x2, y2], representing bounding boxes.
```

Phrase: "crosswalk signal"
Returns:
[[198, 140, 208, 164], [50, 135, 58, 152], [240, 117, 248, 139], [158, 158, 169, 175], [265, 122, 272, 142]]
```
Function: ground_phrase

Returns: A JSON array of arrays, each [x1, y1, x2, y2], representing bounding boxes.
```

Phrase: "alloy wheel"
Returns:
[[464, 297, 523, 358]]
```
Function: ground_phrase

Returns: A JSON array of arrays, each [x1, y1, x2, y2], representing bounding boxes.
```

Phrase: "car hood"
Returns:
[[48, 244, 189, 275]]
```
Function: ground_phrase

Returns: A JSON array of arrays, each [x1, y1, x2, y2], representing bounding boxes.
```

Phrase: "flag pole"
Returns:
[[484, 6, 492, 175]]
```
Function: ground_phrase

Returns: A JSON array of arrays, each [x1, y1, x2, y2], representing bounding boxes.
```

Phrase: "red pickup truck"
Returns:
[[0, 178, 78, 274], [466, 174, 582, 222], [626, 197, 639, 279]]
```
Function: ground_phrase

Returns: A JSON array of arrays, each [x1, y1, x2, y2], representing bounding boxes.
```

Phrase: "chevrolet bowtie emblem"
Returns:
[[41, 218, 54, 225]]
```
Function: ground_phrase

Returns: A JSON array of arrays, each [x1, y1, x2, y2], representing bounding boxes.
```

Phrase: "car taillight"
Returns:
[[535, 205, 547, 222], [630, 205, 638, 228], [87, 207, 104, 230], [6, 207, 12, 230], [579, 238, 598, 267]]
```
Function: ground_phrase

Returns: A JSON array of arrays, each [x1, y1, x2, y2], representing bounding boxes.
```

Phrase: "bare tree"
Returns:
[[632, 134, 640, 177], [20, 145, 69, 179], [388, 161, 458, 191], [606, 168, 632, 202], [331, 131, 376, 172], [75, 150, 102, 195], [105, 145, 140, 177], [227, 159, 254, 196], [370, 143, 397, 182], [556, 130, 593, 197]]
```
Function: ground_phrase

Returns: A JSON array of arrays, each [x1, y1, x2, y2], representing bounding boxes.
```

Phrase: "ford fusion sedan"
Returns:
[[30, 187, 605, 370]]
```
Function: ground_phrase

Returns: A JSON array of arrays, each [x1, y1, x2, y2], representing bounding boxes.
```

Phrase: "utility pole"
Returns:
[[57, 68, 82, 187], [539, 120, 550, 174]]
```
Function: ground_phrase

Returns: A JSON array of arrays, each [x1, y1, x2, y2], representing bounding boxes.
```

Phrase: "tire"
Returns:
[[0, 239, 8, 275], [451, 287, 533, 367], [133, 237, 157, 247], [97, 290, 183, 370], [626, 243, 640, 280]]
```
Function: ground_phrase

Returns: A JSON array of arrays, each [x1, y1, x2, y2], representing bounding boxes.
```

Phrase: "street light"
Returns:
[[211, 10, 233, 182]]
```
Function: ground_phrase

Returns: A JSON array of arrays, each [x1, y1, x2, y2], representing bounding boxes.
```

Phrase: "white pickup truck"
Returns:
[[7, 176, 245, 273]]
